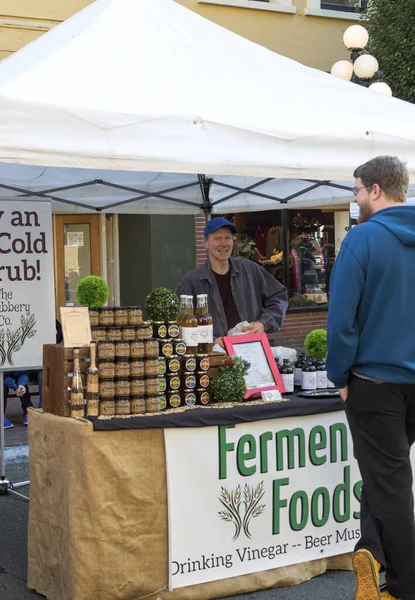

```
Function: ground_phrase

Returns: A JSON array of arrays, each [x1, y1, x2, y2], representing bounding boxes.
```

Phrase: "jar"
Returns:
[[183, 390, 196, 407], [98, 307, 114, 326], [167, 321, 180, 339], [167, 374, 181, 391], [145, 377, 160, 395], [160, 339, 174, 358], [183, 355, 196, 372], [106, 326, 122, 341], [144, 338, 159, 357], [144, 358, 159, 377], [146, 395, 160, 413], [115, 377, 130, 397], [128, 306, 143, 326], [99, 398, 115, 416], [140, 321, 153, 340], [182, 372, 196, 390], [130, 377, 145, 396], [130, 396, 146, 414], [89, 308, 99, 327], [196, 355, 210, 372], [166, 356, 180, 374], [114, 307, 128, 326], [168, 392, 181, 408], [198, 372, 210, 388], [196, 388, 210, 405], [174, 340, 187, 356], [130, 359, 145, 377], [158, 357, 167, 376], [153, 322, 168, 339], [91, 327, 107, 342], [115, 340, 130, 359], [115, 397, 131, 415], [115, 359, 130, 378], [130, 340, 144, 358], [99, 378, 115, 399], [121, 325, 136, 341], [159, 377, 167, 393], [159, 394, 167, 411], [98, 359, 115, 379], [97, 341, 115, 360]]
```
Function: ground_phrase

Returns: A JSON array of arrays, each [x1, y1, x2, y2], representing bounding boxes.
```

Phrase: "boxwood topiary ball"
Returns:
[[76, 276, 109, 308]]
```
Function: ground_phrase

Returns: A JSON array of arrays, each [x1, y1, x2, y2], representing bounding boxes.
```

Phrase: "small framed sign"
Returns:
[[60, 307, 92, 348], [223, 332, 285, 398]]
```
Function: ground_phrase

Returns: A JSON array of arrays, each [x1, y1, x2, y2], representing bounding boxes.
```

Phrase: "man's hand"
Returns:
[[16, 385, 26, 397], [338, 386, 348, 402], [214, 337, 225, 349], [241, 321, 265, 334]]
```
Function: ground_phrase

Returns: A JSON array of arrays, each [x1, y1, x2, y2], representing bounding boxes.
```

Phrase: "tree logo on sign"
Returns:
[[218, 482, 266, 541], [0, 313, 37, 366]]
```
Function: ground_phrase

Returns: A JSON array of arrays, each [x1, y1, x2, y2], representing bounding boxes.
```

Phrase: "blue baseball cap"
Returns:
[[204, 217, 236, 238]]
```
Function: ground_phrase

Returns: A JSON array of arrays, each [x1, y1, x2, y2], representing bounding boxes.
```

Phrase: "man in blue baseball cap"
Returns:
[[176, 217, 288, 347]]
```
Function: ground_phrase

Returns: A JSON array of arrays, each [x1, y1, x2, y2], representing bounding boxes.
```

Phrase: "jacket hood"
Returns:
[[369, 205, 415, 246]]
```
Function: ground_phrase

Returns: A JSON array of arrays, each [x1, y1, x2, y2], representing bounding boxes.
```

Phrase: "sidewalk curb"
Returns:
[[3, 444, 29, 465]]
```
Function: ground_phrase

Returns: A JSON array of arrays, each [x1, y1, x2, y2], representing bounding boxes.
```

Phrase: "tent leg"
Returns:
[[282, 209, 290, 288]]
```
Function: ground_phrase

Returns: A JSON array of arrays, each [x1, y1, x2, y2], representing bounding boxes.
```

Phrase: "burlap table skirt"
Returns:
[[27, 410, 352, 600]]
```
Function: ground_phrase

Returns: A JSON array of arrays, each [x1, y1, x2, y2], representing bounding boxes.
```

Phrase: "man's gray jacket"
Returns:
[[176, 258, 288, 339]]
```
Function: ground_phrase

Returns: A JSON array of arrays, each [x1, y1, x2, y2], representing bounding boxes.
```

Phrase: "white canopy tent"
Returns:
[[0, 0, 414, 214]]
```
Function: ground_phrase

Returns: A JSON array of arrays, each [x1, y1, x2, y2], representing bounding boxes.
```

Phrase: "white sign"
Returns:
[[67, 231, 84, 247], [234, 341, 275, 389], [165, 411, 362, 589], [0, 202, 55, 369]]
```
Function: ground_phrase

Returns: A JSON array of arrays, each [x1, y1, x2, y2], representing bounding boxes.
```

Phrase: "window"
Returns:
[[321, 0, 363, 12], [305, 0, 364, 19]]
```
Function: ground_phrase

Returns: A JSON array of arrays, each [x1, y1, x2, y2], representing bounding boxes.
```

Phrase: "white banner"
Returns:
[[165, 411, 362, 589], [0, 202, 55, 369]]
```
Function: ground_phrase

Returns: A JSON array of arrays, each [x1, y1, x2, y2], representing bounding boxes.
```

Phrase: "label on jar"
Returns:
[[316, 370, 328, 389], [198, 373, 210, 388], [199, 390, 210, 405], [168, 375, 181, 390], [155, 323, 167, 338], [130, 341, 144, 358], [145, 377, 160, 394], [159, 378, 167, 392], [175, 341, 187, 356], [131, 360, 145, 377], [158, 358, 167, 375], [294, 368, 302, 387], [184, 374, 196, 389], [161, 342, 174, 357], [301, 371, 317, 390], [181, 327, 198, 348], [184, 357, 196, 372], [144, 339, 159, 356], [130, 379, 145, 395], [198, 356, 210, 371], [168, 323, 180, 338], [198, 324, 213, 344], [184, 391, 196, 406], [169, 393, 181, 408], [326, 377, 336, 389], [281, 373, 294, 393], [167, 357, 180, 373], [159, 395, 167, 411]]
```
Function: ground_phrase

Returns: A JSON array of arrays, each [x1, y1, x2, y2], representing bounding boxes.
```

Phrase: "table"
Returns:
[[27, 398, 353, 600]]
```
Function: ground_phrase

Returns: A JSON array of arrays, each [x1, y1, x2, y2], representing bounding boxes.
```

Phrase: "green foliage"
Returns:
[[304, 329, 327, 359], [361, 0, 415, 103], [76, 276, 109, 308], [144, 287, 179, 322], [211, 356, 250, 403]]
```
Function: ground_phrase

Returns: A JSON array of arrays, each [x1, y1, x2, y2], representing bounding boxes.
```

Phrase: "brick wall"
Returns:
[[195, 214, 207, 267], [268, 310, 328, 347]]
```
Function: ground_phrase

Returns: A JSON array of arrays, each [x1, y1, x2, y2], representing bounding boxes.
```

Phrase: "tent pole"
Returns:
[[282, 209, 290, 289]]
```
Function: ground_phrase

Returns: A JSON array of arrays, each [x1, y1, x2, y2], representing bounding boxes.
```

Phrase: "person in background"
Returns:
[[176, 217, 288, 346], [3, 371, 33, 428], [326, 156, 415, 600]]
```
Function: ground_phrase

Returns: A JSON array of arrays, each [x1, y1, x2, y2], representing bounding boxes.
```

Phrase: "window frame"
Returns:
[[305, 0, 362, 20], [197, 0, 296, 15]]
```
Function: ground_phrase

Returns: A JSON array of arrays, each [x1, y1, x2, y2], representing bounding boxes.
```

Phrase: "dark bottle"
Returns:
[[196, 294, 213, 354], [280, 359, 294, 393], [315, 358, 328, 389], [301, 357, 317, 391], [294, 352, 305, 387]]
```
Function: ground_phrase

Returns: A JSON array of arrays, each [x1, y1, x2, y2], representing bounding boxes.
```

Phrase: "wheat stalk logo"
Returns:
[[218, 482, 266, 541], [0, 313, 37, 366]]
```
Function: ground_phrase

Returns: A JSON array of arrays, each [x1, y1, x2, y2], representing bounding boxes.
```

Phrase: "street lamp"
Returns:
[[330, 24, 392, 96]]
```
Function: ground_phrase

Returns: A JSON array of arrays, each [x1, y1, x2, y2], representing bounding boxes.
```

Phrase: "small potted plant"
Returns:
[[304, 329, 327, 359], [76, 276, 109, 308], [211, 356, 250, 403], [144, 287, 179, 322]]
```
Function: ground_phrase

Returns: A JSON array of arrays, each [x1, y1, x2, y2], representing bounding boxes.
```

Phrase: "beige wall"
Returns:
[[0, 0, 352, 68]]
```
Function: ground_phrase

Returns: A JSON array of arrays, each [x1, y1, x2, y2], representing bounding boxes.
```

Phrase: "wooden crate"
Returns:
[[43, 344, 90, 417], [207, 351, 226, 383]]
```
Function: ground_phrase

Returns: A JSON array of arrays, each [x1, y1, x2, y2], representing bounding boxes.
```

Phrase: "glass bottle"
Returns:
[[179, 296, 198, 354], [196, 294, 213, 354], [294, 352, 305, 387], [177, 295, 189, 329], [315, 358, 328, 390], [70, 348, 85, 418], [301, 357, 317, 391], [280, 358, 294, 393], [86, 343, 99, 416]]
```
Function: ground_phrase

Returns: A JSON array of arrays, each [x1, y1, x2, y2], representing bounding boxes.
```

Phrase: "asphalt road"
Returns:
[[0, 462, 358, 600]]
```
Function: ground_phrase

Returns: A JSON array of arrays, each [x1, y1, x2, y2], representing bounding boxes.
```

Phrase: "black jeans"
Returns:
[[346, 374, 415, 600], [3, 385, 33, 415]]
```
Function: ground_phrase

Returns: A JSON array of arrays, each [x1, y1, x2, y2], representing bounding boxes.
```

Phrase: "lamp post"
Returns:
[[331, 24, 392, 96]]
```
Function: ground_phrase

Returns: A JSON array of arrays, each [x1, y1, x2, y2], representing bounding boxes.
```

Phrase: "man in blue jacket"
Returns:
[[327, 156, 415, 600]]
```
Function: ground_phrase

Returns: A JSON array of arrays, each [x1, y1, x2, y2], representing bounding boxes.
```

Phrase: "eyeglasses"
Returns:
[[353, 184, 373, 196]]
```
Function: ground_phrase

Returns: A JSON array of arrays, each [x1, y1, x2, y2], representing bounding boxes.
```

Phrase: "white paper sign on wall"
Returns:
[[0, 202, 55, 369]]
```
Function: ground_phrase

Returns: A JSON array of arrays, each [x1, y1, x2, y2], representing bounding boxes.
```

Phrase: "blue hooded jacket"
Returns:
[[327, 205, 415, 388]]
